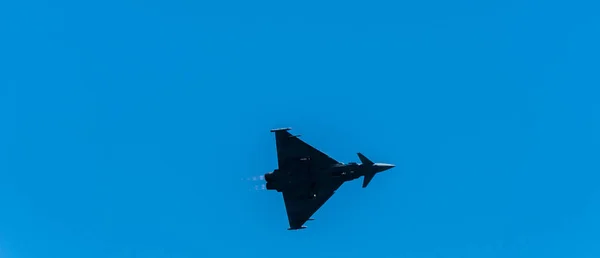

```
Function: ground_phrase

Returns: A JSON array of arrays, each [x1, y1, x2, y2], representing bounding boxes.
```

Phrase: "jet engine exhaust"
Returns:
[[241, 175, 265, 181]]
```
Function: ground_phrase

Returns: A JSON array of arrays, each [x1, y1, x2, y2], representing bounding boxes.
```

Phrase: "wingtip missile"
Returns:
[[287, 226, 307, 230], [270, 127, 292, 132]]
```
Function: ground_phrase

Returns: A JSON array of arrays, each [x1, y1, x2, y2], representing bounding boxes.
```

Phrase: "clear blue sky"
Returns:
[[1, 0, 599, 257]]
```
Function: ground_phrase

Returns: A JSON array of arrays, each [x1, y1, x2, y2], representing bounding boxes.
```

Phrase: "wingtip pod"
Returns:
[[270, 127, 292, 132]]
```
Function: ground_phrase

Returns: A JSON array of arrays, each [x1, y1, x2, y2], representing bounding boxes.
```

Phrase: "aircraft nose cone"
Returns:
[[375, 163, 395, 172]]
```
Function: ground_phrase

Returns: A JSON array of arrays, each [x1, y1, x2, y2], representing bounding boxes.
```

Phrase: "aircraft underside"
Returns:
[[264, 127, 395, 230]]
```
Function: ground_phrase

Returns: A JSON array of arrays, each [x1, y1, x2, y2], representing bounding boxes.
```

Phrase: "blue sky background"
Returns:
[[1, 0, 599, 257]]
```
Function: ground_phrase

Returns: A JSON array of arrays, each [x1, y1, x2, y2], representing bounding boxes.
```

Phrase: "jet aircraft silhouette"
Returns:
[[264, 127, 395, 230]]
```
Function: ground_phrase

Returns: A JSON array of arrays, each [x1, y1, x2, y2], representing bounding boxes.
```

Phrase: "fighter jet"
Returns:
[[264, 127, 395, 230]]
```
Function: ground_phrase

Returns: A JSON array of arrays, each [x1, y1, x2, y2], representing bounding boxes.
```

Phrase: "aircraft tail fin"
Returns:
[[357, 153, 374, 165], [362, 173, 375, 188]]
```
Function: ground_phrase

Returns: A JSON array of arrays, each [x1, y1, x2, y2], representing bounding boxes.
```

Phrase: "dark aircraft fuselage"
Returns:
[[265, 161, 394, 198]]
